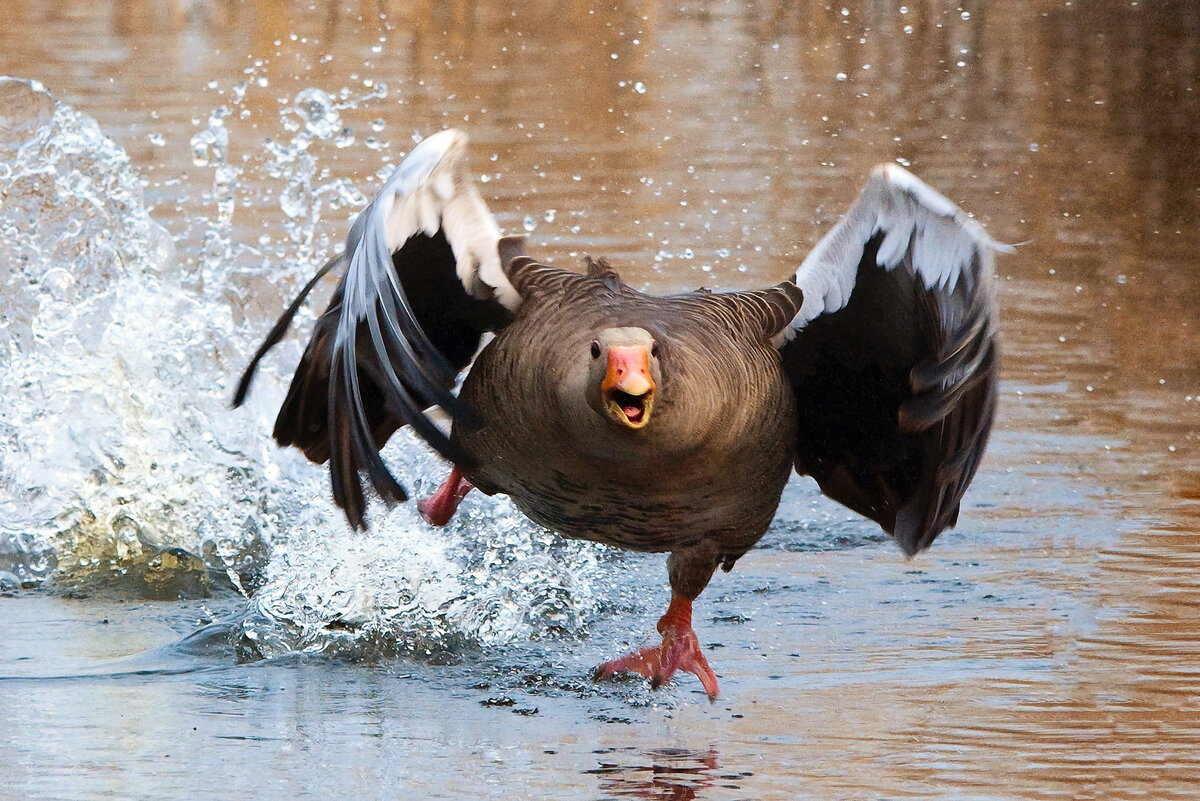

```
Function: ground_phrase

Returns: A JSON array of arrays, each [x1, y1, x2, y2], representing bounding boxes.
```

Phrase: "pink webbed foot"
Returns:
[[416, 466, 474, 527], [593, 596, 719, 701]]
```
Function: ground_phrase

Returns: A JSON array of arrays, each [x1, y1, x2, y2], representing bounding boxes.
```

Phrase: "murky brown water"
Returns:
[[3, 1, 1199, 799]]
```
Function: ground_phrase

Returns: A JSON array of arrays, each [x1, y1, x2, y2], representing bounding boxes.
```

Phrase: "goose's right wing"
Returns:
[[234, 129, 526, 528]]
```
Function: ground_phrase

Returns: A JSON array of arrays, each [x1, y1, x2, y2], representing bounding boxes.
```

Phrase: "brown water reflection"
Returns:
[[586, 747, 724, 799], [3, 1, 1199, 799]]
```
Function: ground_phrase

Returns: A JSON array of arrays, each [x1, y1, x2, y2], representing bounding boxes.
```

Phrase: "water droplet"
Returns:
[[543, 209, 556, 223], [279, 179, 307, 219], [212, 163, 238, 224], [522, 215, 537, 232], [0, 77, 57, 151], [189, 130, 215, 167], [836, 72, 847, 81], [633, 81, 646, 94], [292, 87, 341, 139]]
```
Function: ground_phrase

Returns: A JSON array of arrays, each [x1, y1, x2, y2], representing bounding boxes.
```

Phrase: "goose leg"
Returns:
[[593, 547, 721, 700], [417, 466, 474, 526], [593, 595, 719, 700]]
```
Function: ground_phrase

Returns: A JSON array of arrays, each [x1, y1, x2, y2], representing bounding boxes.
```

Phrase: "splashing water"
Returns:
[[0, 77, 614, 663], [0, 76, 310, 602]]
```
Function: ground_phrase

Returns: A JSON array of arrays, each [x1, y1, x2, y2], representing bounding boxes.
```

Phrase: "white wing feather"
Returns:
[[789, 162, 1010, 333], [345, 128, 520, 327]]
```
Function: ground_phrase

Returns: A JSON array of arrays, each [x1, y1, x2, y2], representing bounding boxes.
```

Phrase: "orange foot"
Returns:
[[593, 596, 719, 701], [416, 466, 474, 527]]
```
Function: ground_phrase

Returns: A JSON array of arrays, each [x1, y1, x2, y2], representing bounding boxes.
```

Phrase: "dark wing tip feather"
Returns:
[[327, 359, 370, 531], [319, 266, 485, 529], [231, 253, 345, 408], [892, 270, 999, 556]]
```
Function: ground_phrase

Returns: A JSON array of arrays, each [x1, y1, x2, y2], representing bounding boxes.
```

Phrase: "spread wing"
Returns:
[[780, 163, 1007, 556], [234, 128, 524, 528]]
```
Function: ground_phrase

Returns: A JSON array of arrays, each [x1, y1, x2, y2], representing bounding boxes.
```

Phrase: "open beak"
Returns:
[[602, 345, 656, 429]]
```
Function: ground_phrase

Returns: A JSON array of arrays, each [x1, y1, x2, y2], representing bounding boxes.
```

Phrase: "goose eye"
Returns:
[[590, 340, 601, 359], [650, 341, 659, 358]]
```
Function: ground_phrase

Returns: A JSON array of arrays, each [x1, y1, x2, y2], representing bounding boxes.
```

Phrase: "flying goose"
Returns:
[[235, 129, 1003, 699]]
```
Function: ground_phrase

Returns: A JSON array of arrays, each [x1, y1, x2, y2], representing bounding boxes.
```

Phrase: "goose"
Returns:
[[235, 129, 1003, 699]]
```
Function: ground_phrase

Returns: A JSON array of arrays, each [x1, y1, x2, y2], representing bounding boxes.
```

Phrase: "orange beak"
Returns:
[[602, 345, 656, 429]]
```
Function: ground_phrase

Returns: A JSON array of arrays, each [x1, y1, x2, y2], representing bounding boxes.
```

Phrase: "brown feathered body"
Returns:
[[455, 258, 801, 590]]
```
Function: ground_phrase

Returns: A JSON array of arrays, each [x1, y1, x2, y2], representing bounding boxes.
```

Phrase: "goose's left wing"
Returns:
[[780, 164, 1008, 555]]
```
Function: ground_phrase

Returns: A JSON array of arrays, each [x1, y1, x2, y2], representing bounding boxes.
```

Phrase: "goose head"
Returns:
[[588, 327, 659, 430]]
